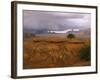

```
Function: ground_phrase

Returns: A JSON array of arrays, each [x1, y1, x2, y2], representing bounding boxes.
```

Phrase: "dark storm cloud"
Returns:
[[23, 10, 91, 31]]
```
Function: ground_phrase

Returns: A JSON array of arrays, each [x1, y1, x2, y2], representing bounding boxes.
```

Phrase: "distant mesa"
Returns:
[[48, 29, 80, 33]]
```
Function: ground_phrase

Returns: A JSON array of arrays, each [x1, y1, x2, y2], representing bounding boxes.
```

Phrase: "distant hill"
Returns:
[[24, 28, 90, 38], [74, 28, 90, 38]]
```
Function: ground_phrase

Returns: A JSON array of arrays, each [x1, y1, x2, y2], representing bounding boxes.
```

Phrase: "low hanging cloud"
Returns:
[[23, 10, 91, 31]]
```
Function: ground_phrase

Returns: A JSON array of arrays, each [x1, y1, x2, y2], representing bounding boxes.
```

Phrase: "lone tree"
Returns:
[[67, 33, 75, 39]]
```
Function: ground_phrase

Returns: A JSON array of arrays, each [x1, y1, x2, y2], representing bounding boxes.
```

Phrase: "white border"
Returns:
[[17, 4, 96, 76]]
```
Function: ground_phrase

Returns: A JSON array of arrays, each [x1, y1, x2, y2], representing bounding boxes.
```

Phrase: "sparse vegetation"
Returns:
[[23, 34, 90, 69]]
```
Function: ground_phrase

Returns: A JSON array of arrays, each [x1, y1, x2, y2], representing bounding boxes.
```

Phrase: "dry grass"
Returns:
[[23, 35, 90, 69]]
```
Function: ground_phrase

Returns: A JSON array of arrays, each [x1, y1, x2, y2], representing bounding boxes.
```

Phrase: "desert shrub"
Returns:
[[79, 45, 90, 61], [67, 33, 75, 39], [24, 33, 36, 39]]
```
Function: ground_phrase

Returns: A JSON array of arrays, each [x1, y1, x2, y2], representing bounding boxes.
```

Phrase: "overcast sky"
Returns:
[[23, 10, 91, 31]]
